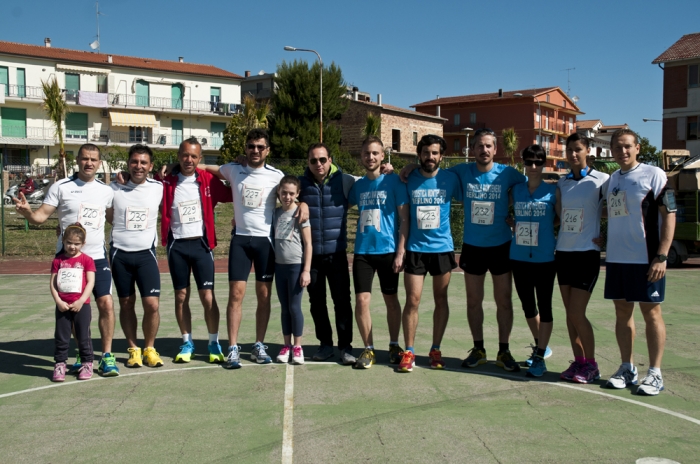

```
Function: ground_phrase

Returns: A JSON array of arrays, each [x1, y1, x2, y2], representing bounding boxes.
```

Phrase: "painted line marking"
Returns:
[[281, 364, 295, 464]]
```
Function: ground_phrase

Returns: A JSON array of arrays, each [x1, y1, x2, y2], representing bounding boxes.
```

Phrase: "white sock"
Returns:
[[366, 345, 374, 350], [209, 333, 219, 343], [621, 362, 634, 372], [182, 333, 192, 343], [649, 367, 662, 377]]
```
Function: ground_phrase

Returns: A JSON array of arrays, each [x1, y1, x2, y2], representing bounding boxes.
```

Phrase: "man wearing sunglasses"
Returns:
[[204, 129, 285, 368]]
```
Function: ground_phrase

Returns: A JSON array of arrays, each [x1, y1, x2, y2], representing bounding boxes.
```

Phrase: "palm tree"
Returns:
[[362, 113, 381, 137], [242, 93, 270, 129], [502, 127, 519, 166], [41, 77, 69, 179]]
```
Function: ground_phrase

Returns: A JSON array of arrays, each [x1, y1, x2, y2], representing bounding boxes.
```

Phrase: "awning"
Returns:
[[109, 111, 157, 128], [56, 63, 111, 75], [0, 138, 55, 146]]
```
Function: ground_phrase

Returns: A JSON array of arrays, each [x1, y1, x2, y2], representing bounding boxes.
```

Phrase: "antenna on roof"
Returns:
[[89, 2, 104, 53], [562, 67, 575, 95]]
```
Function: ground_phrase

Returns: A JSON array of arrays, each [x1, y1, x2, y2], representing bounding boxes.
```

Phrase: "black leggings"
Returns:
[[54, 303, 93, 363], [511, 260, 556, 323]]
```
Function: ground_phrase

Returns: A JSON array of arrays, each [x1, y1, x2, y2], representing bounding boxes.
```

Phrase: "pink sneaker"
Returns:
[[573, 362, 600, 384], [276, 345, 291, 363], [560, 361, 582, 381], [77, 361, 93, 381], [52, 362, 66, 382], [292, 346, 305, 365]]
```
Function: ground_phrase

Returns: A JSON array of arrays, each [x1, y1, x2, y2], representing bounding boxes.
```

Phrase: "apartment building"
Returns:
[[0, 38, 242, 174]]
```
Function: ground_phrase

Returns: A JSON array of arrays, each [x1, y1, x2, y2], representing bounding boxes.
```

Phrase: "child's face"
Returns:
[[278, 183, 299, 208], [63, 235, 84, 257]]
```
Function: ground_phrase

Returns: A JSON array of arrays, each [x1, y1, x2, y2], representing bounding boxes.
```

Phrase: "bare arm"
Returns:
[[106, 207, 114, 225], [393, 204, 409, 273], [14, 194, 56, 225], [201, 164, 225, 180], [648, 206, 675, 283], [70, 270, 95, 311], [50, 273, 71, 312], [300, 226, 313, 287]]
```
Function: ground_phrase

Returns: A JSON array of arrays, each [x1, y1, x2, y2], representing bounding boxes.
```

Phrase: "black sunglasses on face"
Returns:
[[246, 144, 268, 151], [309, 157, 328, 165], [523, 159, 545, 167]]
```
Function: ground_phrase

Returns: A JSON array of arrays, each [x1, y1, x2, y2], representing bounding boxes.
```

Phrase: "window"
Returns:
[[210, 87, 221, 111], [690, 65, 699, 88], [135, 80, 149, 107], [454, 138, 460, 151], [412, 132, 418, 146], [129, 126, 151, 143], [546, 94, 550, 103], [536, 107, 541, 123], [16, 68, 25, 98], [454, 113, 460, 125], [470, 112, 477, 124], [65, 73, 80, 102], [96, 75, 108, 93], [392, 129, 401, 152], [171, 119, 183, 145], [563, 100, 567, 108], [1, 107, 27, 137], [0, 66, 8, 96], [211, 122, 226, 148], [689, 116, 698, 141], [65, 113, 88, 139], [171, 84, 183, 109], [256, 82, 263, 93]]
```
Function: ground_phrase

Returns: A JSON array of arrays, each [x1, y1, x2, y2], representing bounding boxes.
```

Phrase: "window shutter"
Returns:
[[677, 117, 687, 141]]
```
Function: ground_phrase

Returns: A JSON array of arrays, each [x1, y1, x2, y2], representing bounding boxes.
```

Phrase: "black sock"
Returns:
[[498, 342, 509, 354], [534, 338, 539, 346], [536, 347, 546, 357], [474, 340, 484, 351]]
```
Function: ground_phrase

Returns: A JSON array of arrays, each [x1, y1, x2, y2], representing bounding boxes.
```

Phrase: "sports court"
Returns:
[[0, 266, 698, 463]]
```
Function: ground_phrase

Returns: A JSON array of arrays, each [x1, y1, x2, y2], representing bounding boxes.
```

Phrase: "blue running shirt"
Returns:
[[450, 163, 525, 247], [348, 174, 409, 255], [406, 168, 462, 253], [510, 182, 557, 263]]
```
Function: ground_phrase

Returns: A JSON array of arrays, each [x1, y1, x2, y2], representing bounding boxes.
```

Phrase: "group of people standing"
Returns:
[[13, 126, 675, 397]]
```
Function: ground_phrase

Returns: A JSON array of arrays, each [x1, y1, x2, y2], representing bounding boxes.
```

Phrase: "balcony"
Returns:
[[3, 84, 45, 100], [442, 121, 487, 134], [547, 149, 566, 160], [0, 125, 55, 140], [108, 93, 242, 115], [539, 120, 573, 135], [86, 130, 223, 149]]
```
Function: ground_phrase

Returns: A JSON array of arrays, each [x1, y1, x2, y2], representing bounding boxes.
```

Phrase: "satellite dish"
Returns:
[[89, 40, 99, 50], [572, 96, 579, 103]]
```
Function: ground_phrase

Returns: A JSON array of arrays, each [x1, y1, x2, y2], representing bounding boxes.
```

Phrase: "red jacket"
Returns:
[[156, 167, 232, 249]]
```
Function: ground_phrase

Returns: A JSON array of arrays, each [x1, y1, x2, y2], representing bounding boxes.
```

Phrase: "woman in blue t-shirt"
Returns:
[[509, 145, 559, 377]]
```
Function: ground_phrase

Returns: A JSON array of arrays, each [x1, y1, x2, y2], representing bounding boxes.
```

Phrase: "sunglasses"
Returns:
[[523, 159, 545, 167], [246, 144, 268, 151], [309, 157, 328, 165]]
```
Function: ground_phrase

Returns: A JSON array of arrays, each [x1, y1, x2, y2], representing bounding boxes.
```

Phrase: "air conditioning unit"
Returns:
[[201, 138, 208, 146], [101, 109, 109, 118]]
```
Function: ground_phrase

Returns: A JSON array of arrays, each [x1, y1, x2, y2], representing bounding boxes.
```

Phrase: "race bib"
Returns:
[[177, 200, 202, 224], [242, 184, 264, 208], [360, 209, 381, 233], [126, 207, 149, 231], [608, 191, 629, 218], [57, 268, 83, 294], [275, 217, 295, 240], [561, 208, 584, 234], [417, 206, 440, 229], [515, 222, 539, 246], [79, 203, 102, 230], [471, 201, 495, 225]]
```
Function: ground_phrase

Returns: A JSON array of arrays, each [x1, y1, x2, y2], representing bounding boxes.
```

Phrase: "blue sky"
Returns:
[[3, 0, 700, 149]]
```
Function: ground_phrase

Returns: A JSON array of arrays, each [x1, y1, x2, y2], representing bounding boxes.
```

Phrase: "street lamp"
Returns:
[[643, 118, 662, 122], [284, 46, 323, 142]]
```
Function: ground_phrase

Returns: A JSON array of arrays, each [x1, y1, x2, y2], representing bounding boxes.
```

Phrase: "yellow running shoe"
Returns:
[[143, 347, 164, 367], [126, 347, 143, 368]]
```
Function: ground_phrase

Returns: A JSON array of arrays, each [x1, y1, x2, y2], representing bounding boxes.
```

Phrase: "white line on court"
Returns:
[[281, 363, 295, 464]]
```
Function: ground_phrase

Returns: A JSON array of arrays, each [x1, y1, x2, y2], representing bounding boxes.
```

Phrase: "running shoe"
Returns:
[[143, 347, 164, 367], [77, 361, 93, 381], [572, 362, 600, 384], [69, 350, 82, 374], [462, 348, 487, 368], [292, 346, 305, 365], [98, 353, 120, 377], [277, 345, 291, 363], [52, 362, 66, 382], [606, 364, 638, 389], [340, 348, 356, 366], [397, 351, 415, 373], [312, 345, 334, 361], [354, 348, 376, 369], [429, 348, 445, 369], [526, 345, 553, 366], [636, 372, 664, 396], [174, 341, 195, 363], [251, 342, 272, 364], [126, 347, 143, 368], [389, 344, 404, 364], [496, 350, 521, 372], [526, 355, 547, 377], [208, 342, 225, 363], [560, 361, 582, 381], [225, 345, 241, 369]]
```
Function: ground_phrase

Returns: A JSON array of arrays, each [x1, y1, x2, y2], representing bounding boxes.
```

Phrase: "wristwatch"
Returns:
[[656, 254, 668, 263]]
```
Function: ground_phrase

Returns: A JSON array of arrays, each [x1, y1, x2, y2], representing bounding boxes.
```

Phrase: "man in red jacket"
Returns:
[[156, 137, 232, 363]]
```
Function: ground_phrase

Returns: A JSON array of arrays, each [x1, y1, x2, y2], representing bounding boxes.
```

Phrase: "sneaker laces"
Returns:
[[612, 365, 634, 380], [279, 345, 291, 356], [293, 346, 303, 357], [54, 363, 66, 376], [227, 345, 240, 361], [256, 344, 270, 357], [641, 372, 662, 387]]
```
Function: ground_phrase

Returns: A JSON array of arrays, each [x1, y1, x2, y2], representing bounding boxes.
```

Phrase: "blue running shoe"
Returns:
[[174, 341, 195, 363], [251, 342, 272, 364], [526, 345, 553, 366], [225, 345, 241, 369], [69, 349, 82, 374], [208, 341, 225, 363], [98, 353, 120, 377], [526, 356, 547, 377]]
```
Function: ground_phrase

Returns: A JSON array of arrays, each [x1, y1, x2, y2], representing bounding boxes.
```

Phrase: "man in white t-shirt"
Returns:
[[14, 144, 119, 377], [107, 144, 164, 369], [203, 128, 284, 369], [602, 129, 676, 396]]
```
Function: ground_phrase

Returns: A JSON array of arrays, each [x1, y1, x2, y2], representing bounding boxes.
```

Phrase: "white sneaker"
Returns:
[[292, 346, 305, 365], [606, 364, 638, 389], [276, 345, 291, 363], [636, 372, 664, 396]]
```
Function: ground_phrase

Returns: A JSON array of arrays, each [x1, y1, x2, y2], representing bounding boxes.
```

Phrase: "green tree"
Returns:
[[638, 136, 662, 166], [362, 113, 381, 137], [41, 77, 69, 178], [269, 59, 348, 159], [502, 127, 519, 166], [102, 146, 129, 183], [218, 94, 270, 163]]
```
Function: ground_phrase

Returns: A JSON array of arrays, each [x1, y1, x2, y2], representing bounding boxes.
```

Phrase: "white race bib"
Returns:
[[417, 206, 440, 229], [515, 222, 539, 246], [608, 191, 629, 218], [57, 268, 83, 293], [275, 217, 295, 240], [242, 184, 264, 208], [126, 207, 149, 231], [177, 199, 202, 224], [561, 208, 584, 234], [471, 201, 495, 225], [79, 203, 102, 230], [360, 209, 381, 233]]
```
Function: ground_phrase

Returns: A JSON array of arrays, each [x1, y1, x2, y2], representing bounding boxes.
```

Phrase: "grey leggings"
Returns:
[[275, 263, 305, 337]]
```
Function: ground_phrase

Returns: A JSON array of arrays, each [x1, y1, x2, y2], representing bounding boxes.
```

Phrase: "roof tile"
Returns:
[[652, 32, 700, 64], [412, 87, 560, 107]]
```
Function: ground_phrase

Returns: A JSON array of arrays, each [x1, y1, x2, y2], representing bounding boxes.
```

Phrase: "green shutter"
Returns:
[[172, 119, 183, 145], [210, 87, 221, 99], [211, 122, 226, 148], [0, 67, 8, 96], [171, 84, 183, 109], [1, 108, 27, 138], [65, 113, 88, 139], [136, 80, 149, 107], [65, 73, 80, 100], [16, 68, 25, 98]]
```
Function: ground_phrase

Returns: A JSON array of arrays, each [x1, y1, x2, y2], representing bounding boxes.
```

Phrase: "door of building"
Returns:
[[172, 119, 183, 146]]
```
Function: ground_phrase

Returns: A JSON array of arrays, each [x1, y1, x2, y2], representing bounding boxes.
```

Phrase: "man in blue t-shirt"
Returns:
[[397, 134, 462, 373], [348, 136, 409, 369], [452, 129, 526, 372]]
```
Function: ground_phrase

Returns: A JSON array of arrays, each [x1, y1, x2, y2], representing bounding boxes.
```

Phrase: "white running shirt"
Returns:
[[220, 163, 284, 237], [171, 173, 204, 239], [556, 169, 609, 252], [43, 175, 114, 260], [110, 179, 163, 251]]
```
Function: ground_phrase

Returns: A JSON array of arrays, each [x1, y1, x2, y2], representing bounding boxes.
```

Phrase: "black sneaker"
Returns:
[[312, 344, 334, 361], [389, 344, 404, 364]]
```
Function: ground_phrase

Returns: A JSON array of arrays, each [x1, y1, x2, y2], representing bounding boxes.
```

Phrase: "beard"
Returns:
[[420, 159, 439, 173]]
